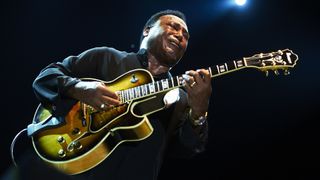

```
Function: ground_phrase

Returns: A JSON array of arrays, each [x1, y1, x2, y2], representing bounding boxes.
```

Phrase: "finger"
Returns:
[[186, 70, 202, 85], [196, 69, 211, 82], [182, 80, 192, 92], [101, 95, 121, 106], [99, 84, 119, 100], [182, 74, 195, 84], [185, 70, 196, 79]]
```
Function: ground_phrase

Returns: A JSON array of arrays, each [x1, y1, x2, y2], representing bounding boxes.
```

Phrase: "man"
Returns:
[[32, 9, 212, 179]]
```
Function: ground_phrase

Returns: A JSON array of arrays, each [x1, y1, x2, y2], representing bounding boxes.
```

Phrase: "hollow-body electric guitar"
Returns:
[[28, 49, 298, 175]]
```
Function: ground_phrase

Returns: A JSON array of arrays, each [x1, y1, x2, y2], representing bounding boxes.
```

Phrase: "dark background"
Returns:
[[1, 0, 319, 179]]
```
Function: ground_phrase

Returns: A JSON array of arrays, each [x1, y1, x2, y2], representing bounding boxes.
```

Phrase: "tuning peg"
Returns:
[[284, 69, 290, 75], [277, 50, 283, 55], [274, 70, 279, 75]]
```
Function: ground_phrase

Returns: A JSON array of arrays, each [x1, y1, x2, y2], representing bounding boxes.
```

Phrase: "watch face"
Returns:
[[189, 109, 207, 126], [193, 115, 207, 126]]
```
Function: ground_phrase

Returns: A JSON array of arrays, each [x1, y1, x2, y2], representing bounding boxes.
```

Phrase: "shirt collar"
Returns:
[[136, 48, 171, 80], [137, 48, 148, 68]]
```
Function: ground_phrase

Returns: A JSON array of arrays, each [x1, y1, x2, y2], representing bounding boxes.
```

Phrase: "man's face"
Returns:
[[145, 15, 189, 67]]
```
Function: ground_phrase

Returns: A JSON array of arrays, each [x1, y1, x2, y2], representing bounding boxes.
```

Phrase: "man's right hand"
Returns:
[[67, 81, 120, 111]]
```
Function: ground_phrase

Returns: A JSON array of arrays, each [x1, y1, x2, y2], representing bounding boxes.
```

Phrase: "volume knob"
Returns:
[[58, 149, 66, 158], [57, 136, 65, 143]]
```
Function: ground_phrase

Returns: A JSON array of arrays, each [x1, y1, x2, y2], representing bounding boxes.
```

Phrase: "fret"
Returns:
[[125, 90, 128, 101], [153, 82, 157, 92], [122, 90, 125, 102], [171, 77, 175, 88], [132, 88, 135, 99], [156, 81, 160, 92], [145, 84, 149, 95], [126, 89, 129, 100], [179, 75, 184, 86], [138, 86, 142, 97], [158, 81, 163, 91], [140, 86, 143, 96], [209, 66, 219, 76], [160, 80, 164, 89], [134, 88, 137, 98], [233, 60, 238, 69], [149, 83, 155, 93], [136, 87, 141, 98], [141, 85, 146, 96], [136, 87, 139, 98], [133, 87, 137, 98], [216, 65, 220, 74], [224, 63, 228, 71], [208, 67, 213, 77], [226, 61, 236, 71], [129, 88, 134, 99], [162, 79, 169, 89], [121, 90, 125, 102], [176, 76, 180, 86], [243, 58, 248, 66]]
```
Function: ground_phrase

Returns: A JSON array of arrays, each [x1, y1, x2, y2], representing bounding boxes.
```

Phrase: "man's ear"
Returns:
[[143, 26, 151, 37]]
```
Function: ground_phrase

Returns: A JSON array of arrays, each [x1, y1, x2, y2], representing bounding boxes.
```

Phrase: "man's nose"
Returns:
[[174, 33, 183, 41]]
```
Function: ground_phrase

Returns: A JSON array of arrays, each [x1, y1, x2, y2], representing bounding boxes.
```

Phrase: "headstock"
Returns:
[[245, 49, 298, 76]]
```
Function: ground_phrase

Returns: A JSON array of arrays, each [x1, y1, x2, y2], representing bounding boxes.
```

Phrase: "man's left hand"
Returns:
[[183, 69, 212, 118]]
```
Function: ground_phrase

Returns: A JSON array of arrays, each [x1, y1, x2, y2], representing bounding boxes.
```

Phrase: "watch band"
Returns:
[[189, 109, 207, 126]]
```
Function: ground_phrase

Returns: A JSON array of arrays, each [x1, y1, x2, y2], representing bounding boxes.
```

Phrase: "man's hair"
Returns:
[[140, 9, 186, 43]]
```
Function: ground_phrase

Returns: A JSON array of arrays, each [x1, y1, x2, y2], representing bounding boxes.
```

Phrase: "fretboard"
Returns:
[[209, 58, 247, 77], [118, 58, 247, 103]]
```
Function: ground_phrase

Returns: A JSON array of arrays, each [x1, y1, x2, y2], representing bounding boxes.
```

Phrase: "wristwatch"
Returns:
[[189, 109, 207, 126]]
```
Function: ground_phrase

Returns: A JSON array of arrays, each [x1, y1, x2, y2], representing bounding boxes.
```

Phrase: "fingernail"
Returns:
[[182, 74, 190, 81], [182, 80, 186, 86]]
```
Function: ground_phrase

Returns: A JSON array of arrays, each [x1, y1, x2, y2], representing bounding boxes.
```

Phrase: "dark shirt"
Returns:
[[32, 47, 208, 180]]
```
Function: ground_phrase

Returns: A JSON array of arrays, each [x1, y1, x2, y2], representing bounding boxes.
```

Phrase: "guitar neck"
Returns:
[[119, 58, 247, 103], [208, 58, 247, 78], [118, 48, 299, 103]]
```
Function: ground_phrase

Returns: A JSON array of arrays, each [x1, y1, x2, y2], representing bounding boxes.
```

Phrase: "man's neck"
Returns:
[[147, 52, 170, 76]]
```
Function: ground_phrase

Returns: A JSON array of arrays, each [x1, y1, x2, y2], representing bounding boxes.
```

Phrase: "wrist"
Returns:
[[66, 82, 81, 98]]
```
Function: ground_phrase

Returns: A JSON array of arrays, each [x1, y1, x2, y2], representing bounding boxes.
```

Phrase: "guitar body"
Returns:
[[31, 69, 164, 175]]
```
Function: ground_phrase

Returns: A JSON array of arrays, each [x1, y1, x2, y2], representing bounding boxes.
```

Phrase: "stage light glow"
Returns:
[[235, 0, 246, 6]]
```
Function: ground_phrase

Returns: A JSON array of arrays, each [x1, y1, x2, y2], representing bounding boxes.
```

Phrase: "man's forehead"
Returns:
[[159, 15, 188, 31]]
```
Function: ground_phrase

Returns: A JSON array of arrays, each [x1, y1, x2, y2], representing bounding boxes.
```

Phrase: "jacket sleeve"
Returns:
[[167, 88, 209, 158], [32, 47, 112, 115]]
